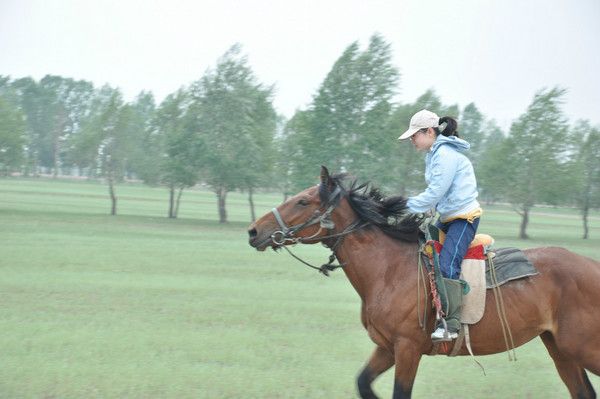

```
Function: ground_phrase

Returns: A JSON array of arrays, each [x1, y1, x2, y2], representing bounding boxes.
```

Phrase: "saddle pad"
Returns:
[[460, 259, 486, 324], [485, 247, 538, 288], [459, 247, 538, 325]]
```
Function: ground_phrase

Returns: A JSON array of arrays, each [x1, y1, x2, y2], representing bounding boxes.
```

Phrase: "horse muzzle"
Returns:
[[248, 225, 276, 251]]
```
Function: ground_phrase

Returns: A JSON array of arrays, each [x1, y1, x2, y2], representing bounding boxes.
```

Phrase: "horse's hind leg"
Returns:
[[541, 332, 597, 399], [357, 345, 395, 399]]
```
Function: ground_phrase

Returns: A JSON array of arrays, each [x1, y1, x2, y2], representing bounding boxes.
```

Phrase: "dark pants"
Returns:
[[436, 217, 480, 280]]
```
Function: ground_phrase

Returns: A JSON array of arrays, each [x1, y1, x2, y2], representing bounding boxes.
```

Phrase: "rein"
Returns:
[[269, 185, 368, 276], [279, 219, 369, 276]]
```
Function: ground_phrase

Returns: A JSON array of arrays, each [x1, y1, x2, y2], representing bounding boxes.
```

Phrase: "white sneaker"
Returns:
[[431, 327, 458, 341]]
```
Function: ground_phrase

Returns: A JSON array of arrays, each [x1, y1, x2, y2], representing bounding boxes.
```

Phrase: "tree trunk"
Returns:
[[217, 187, 227, 223], [582, 205, 589, 239], [519, 205, 530, 239], [174, 187, 184, 218], [168, 185, 175, 218], [53, 135, 60, 178], [33, 150, 40, 177], [248, 187, 256, 222], [24, 150, 36, 177], [108, 171, 117, 216], [53, 109, 66, 178]]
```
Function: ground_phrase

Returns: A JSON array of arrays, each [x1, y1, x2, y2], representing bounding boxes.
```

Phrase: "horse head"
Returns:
[[248, 166, 344, 251]]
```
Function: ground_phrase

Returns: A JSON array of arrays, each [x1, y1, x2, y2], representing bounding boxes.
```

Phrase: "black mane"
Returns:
[[320, 174, 423, 243]]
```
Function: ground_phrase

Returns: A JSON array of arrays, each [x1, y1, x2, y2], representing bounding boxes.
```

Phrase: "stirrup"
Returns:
[[431, 327, 458, 342]]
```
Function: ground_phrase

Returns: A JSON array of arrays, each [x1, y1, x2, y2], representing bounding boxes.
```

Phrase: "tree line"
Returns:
[[1, 36, 599, 238]]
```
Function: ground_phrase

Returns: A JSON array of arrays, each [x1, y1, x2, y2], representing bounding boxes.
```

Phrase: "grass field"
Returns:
[[1, 177, 599, 398]]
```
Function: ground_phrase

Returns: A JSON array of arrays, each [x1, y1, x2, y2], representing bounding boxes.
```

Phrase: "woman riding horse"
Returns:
[[398, 109, 482, 341], [248, 167, 600, 398]]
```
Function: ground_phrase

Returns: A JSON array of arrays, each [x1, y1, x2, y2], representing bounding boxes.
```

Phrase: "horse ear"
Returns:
[[320, 165, 334, 189]]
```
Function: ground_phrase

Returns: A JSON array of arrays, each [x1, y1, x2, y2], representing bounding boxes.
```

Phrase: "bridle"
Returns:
[[270, 185, 342, 246], [267, 184, 369, 276]]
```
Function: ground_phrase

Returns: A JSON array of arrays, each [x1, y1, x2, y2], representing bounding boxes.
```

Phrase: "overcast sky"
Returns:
[[1, 0, 599, 130]]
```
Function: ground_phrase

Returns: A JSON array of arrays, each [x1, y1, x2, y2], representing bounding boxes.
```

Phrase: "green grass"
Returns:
[[1, 177, 599, 398]]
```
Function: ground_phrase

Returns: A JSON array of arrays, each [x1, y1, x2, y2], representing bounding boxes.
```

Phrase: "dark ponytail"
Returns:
[[435, 116, 459, 138]]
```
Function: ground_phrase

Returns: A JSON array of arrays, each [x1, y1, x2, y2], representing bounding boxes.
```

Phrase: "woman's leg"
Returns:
[[438, 218, 480, 280], [431, 218, 480, 339]]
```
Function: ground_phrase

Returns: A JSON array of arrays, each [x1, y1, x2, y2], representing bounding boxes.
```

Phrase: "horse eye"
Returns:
[[297, 199, 310, 206]]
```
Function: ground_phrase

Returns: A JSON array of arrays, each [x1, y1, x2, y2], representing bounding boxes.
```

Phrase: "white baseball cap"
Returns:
[[398, 109, 440, 140]]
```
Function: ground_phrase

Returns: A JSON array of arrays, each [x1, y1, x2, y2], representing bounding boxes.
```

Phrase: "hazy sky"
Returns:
[[1, 0, 599, 130]]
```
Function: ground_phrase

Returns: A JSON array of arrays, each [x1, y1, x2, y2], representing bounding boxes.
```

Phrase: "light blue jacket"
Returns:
[[407, 135, 480, 221]]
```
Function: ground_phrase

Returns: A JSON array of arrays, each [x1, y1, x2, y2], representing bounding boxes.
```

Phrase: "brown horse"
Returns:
[[247, 167, 600, 399]]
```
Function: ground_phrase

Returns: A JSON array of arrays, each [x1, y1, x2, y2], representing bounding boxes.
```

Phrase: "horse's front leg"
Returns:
[[357, 345, 395, 399], [392, 339, 422, 399]]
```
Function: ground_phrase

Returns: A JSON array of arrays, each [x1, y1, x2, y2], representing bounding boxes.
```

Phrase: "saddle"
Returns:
[[428, 234, 538, 324], [423, 232, 538, 359]]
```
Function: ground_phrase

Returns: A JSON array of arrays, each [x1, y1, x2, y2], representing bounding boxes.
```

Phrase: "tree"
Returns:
[[5, 76, 95, 177], [571, 121, 600, 239], [281, 34, 402, 192], [270, 115, 293, 200], [151, 89, 202, 218], [296, 34, 399, 186], [187, 45, 277, 223], [74, 86, 135, 215], [127, 91, 156, 181], [502, 87, 571, 239], [477, 120, 508, 204], [236, 87, 277, 221], [343, 34, 398, 182], [0, 97, 26, 174], [279, 110, 316, 193], [481, 119, 505, 147], [8, 77, 48, 175], [459, 103, 486, 167], [0, 76, 9, 90], [36, 75, 95, 176]]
